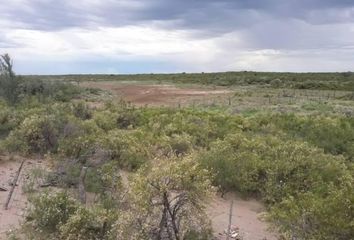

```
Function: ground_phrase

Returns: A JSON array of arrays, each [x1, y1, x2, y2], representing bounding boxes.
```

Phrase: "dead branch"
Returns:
[[4, 159, 25, 210], [78, 166, 88, 204]]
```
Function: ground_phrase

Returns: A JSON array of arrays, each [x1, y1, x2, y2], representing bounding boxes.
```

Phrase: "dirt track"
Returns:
[[82, 81, 232, 106], [207, 193, 277, 240]]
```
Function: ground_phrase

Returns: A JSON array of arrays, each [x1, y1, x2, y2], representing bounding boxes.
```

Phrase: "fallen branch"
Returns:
[[4, 159, 25, 210], [39, 183, 55, 188], [78, 166, 88, 204]]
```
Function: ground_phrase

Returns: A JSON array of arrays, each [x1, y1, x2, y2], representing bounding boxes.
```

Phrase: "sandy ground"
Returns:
[[207, 193, 277, 240], [82, 81, 232, 106], [0, 156, 45, 239]]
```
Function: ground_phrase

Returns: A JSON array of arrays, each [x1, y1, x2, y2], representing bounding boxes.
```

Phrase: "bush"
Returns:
[[25, 191, 117, 239], [27, 191, 79, 232], [116, 109, 142, 129], [169, 133, 192, 156], [100, 130, 150, 170], [93, 110, 117, 131], [4, 114, 61, 153], [0, 105, 18, 137], [268, 184, 354, 240], [200, 131, 353, 239], [72, 101, 92, 120], [200, 133, 349, 203], [58, 120, 103, 160], [0, 54, 21, 104], [270, 78, 282, 88], [268, 114, 354, 161], [21, 79, 82, 102], [111, 156, 213, 240], [59, 207, 112, 240], [1, 55, 81, 104]]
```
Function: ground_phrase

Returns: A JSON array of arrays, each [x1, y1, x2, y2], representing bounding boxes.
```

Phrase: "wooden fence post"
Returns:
[[226, 200, 234, 240]]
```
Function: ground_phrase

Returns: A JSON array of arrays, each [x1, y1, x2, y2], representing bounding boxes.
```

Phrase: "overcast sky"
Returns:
[[1, 0, 354, 74]]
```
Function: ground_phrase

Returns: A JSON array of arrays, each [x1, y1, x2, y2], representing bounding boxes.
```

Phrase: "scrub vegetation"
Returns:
[[1, 55, 353, 240]]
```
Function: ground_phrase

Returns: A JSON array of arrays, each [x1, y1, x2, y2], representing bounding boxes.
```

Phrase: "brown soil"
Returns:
[[207, 192, 277, 240], [0, 156, 45, 238], [82, 81, 232, 106]]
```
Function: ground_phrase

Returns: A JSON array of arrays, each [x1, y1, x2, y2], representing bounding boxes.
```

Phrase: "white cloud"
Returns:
[[1, 0, 354, 73], [2, 25, 218, 64]]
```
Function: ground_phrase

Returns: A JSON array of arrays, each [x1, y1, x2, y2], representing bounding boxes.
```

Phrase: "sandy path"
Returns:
[[207, 193, 277, 240], [0, 157, 45, 238]]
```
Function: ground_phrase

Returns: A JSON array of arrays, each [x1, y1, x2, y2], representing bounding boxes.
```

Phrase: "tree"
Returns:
[[111, 156, 214, 240], [0, 54, 20, 104]]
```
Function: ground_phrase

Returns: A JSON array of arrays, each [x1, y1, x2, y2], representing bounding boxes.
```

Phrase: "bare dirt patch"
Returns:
[[82, 81, 232, 106], [0, 156, 46, 238], [207, 192, 277, 240]]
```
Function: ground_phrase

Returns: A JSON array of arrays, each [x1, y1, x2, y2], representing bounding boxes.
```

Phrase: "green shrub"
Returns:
[[184, 230, 213, 240], [168, 133, 193, 156], [268, 114, 354, 160], [93, 110, 117, 131], [116, 109, 142, 129], [269, 184, 354, 240], [27, 191, 79, 232], [72, 101, 92, 120], [0, 105, 18, 137], [142, 109, 243, 148], [111, 156, 213, 240], [59, 207, 104, 240], [58, 120, 103, 159], [20, 79, 82, 102], [25, 191, 117, 239], [4, 114, 60, 153], [0, 54, 21, 105], [270, 78, 282, 88], [200, 133, 349, 203], [100, 129, 149, 170]]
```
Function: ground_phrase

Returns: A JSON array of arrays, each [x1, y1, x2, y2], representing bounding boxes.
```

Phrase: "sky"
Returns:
[[1, 0, 354, 74]]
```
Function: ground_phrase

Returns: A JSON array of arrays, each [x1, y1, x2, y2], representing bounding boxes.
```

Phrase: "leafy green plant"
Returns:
[[200, 133, 349, 202], [268, 184, 354, 240], [100, 129, 150, 170], [0, 54, 21, 104], [27, 191, 79, 232], [93, 110, 117, 131], [72, 101, 92, 120], [4, 114, 60, 153], [59, 207, 115, 240], [111, 155, 213, 240]]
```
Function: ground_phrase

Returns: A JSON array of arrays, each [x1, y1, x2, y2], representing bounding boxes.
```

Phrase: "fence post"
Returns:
[[226, 200, 234, 240]]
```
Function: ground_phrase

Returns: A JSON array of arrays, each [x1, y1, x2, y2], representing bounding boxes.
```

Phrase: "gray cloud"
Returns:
[[0, 33, 23, 48], [1, 0, 354, 73], [2, 0, 354, 32]]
